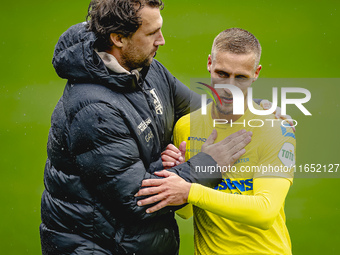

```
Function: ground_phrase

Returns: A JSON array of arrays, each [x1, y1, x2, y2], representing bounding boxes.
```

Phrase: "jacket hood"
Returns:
[[52, 22, 144, 89]]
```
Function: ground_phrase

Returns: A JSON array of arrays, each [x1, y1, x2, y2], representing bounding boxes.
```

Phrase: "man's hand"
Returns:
[[161, 142, 186, 169], [136, 130, 251, 213], [260, 100, 296, 132], [135, 170, 191, 213], [201, 129, 252, 168]]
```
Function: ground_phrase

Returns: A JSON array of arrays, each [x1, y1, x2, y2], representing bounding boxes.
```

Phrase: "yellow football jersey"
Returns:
[[174, 102, 296, 255]]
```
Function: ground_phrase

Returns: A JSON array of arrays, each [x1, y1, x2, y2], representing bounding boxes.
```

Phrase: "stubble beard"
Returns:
[[121, 43, 153, 71], [215, 103, 233, 116]]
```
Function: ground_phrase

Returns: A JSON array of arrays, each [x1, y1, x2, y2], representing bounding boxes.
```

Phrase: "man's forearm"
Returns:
[[167, 152, 222, 188], [188, 177, 290, 230]]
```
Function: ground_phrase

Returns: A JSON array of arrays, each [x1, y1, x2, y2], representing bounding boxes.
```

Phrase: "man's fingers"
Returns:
[[260, 100, 272, 110], [219, 129, 247, 145], [161, 150, 181, 160], [154, 170, 173, 178], [145, 199, 170, 214], [135, 186, 164, 197], [284, 118, 296, 132], [230, 148, 246, 163], [220, 131, 252, 158], [275, 114, 296, 132], [141, 178, 164, 187], [231, 132, 252, 152], [162, 144, 180, 154], [137, 193, 165, 206], [259, 101, 295, 132], [161, 154, 177, 163], [285, 117, 296, 132], [162, 161, 175, 168], [204, 129, 217, 146], [217, 130, 249, 149]]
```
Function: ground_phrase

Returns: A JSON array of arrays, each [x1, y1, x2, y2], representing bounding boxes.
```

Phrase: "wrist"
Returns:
[[184, 182, 192, 203]]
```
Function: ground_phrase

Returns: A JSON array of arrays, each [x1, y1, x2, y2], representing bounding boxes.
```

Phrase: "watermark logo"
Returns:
[[196, 82, 221, 115], [199, 83, 312, 116]]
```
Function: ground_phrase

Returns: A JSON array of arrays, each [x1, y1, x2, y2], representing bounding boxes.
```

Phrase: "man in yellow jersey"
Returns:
[[136, 28, 296, 255]]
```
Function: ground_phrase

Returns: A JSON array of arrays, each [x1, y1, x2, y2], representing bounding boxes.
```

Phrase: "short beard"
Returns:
[[121, 42, 153, 71], [216, 103, 233, 116]]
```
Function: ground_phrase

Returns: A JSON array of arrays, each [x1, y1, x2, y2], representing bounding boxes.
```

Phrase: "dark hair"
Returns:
[[212, 28, 262, 69], [86, 0, 164, 48]]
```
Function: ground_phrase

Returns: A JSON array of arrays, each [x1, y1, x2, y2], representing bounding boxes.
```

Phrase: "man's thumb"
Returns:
[[205, 129, 217, 145], [179, 141, 186, 160], [155, 170, 173, 178]]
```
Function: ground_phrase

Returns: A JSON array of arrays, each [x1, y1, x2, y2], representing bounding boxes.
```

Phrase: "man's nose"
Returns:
[[155, 30, 165, 46], [223, 78, 235, 95], [223, 88, 232, 96]]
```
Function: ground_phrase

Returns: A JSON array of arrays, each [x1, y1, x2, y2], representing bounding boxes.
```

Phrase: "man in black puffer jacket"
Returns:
[[40, 1, 253, 254]]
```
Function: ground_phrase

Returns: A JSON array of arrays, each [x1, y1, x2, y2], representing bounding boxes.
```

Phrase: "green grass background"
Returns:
[[1, 0, 339, 254]]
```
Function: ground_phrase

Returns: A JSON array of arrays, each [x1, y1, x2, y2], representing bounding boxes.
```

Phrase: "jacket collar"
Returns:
[[52, 22, 150, 91]]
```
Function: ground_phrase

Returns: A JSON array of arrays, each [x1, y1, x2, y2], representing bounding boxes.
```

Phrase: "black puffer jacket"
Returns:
[[40, 23, 220, 255]]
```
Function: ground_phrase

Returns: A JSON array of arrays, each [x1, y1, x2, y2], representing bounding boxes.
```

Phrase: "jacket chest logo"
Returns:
[[137, 118, 154, 143], [137, 117, 152, 135], [150, 89, 163, 115]]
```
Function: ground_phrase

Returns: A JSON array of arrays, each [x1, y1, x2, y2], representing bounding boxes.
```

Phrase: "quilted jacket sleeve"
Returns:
[[171, 78, 201, 122], [152, 60, 201, 122], [69, 102, 166, 220], [69, 102, 220, 221]]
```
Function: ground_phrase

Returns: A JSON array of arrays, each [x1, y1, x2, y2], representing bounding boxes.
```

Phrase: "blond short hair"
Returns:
[[211, 28, 262, 70]]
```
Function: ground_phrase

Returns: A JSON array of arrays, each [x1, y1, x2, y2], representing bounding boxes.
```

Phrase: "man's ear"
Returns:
[[207, 54, 212, 73], [253, 65, 262, 82], [109, 33, 125, 48]]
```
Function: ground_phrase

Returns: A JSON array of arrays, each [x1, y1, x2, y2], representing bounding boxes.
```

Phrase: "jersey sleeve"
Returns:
[[254, 122, 296, 183], [187, 177, 291, 230]]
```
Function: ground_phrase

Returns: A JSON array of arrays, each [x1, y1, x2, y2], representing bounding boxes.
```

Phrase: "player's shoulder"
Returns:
[[266, 118, 295, 139], [250, 103, 295, 139], [248, 108, 296, 144], [257, 119, 296, 148], [175, 113, 190, 129], [175, 106, 204, 128], [174, 114, 191, 139]]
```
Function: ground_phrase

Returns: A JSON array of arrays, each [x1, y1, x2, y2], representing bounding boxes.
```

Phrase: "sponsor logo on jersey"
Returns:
[[234, 157, 250, 165], [278, 142, 295, 167], [214, 178, 253, 193], [188, 137, 207, 142]]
